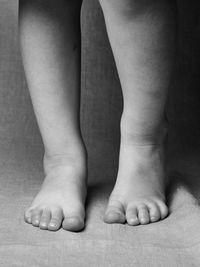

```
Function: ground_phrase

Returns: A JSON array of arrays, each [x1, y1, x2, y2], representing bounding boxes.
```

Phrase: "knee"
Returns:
[[99, 0, 163, 17]]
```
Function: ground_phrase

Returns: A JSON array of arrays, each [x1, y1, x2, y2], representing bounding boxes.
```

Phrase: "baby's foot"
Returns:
[[104, 134, 168, 226], [24, 147, 87, 232]]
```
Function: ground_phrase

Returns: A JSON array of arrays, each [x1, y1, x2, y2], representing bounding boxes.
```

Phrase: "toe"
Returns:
[[104, 211, 125, 224], [157, 201, 168, 220], [48, 208, 63, 231], [39, 209, 51, 230], [31, 208, 42, 227], [126, 205, 139, 226], [147, 202, 161, 223], [62, 215, 85, 232], [104, 200, 126, 224], [24, 209, 32, 224], [138, 205, 150, 225]]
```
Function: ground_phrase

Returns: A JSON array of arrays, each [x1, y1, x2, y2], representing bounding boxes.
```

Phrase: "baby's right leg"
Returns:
[[19, 0, 86, 231]]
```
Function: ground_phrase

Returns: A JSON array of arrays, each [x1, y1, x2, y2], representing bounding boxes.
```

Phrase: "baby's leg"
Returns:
[[99, 0, 176, 225], [19, 0, 86, 231]]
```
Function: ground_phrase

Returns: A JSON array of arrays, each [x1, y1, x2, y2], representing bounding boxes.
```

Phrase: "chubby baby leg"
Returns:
[[99, 0, 176, 225], [19, 0, 87, 232]]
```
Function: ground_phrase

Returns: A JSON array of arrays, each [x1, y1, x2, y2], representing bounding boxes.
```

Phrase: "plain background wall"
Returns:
[[0, 0, 200, 185]]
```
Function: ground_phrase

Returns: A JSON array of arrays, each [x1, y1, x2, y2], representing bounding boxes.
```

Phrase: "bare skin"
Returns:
[[99, 0, 175, 225], [25, 152, 87, 231], [19, 0, 175, 231], [19, 0, 87, 231], [104, 135, 169, 225]]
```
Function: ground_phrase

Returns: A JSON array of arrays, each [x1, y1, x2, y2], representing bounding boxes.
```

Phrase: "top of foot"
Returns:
[[24, 152, 87, 232]]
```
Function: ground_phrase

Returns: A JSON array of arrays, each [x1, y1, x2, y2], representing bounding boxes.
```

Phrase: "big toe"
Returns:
[[104, 200, 126, 224], [62, 215, 85, 232]]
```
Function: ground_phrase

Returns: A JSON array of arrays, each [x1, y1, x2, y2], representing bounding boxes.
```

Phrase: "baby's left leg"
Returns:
[[99, 0, 176, 225]]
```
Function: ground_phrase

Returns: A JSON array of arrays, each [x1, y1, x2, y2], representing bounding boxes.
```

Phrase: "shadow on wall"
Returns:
[[166, 0, 200, 207], [167, 0, 200, 150], [81, 0, 122, 186]]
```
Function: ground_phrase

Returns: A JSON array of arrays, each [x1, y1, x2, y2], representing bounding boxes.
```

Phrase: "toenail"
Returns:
[[68, 216, 84, 225], [104, 211, 125, 224], [129, 218, 139, 225], [107, 210, 124, 216], [62, 216, 85, 232], [26, 217, 31, 223], [39, 222, 48, 229], [49, 222, 57, 228], [140, 218, 148, 223], [33, 221, 39, 226]]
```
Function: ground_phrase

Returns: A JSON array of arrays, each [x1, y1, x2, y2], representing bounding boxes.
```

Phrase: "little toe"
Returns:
[[147, 203, 161, 223], [24, 209, 32, 224], [48, 208, 63, 231], [138, 205, 150, 225], [157, 201, 168, 220], [39, 209, 51, 230], [126, 206, 139, 226], [62, 215, 85, 232], [31, 209, 42, 227], [104, 200, 126, 224]]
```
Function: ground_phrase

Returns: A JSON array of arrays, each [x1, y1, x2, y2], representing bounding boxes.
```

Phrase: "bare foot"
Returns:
[[104, 135, 168, 226], [24, 147, 87, 232]]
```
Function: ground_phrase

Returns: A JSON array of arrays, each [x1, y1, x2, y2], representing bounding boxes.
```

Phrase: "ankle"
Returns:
[[43, 142, 87, 176], [44, 135, 87, 157], [120, 116, 168, 147]]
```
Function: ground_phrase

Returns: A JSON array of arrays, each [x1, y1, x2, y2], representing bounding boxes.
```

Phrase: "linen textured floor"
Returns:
[[0, 1, 200, 266]]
